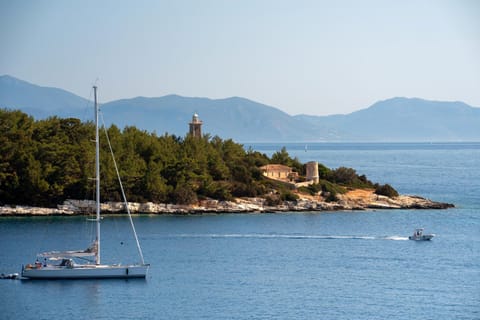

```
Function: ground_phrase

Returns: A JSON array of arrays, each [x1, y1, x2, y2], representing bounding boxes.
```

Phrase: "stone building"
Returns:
[[189, 113, 202, 138], [260, 164, 298, 182], [305, 161, 319, 183]]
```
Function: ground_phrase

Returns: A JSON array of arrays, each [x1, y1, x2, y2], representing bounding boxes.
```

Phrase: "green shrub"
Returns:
[[280, 191, 299, 201], [172, 183, 198, 204], [320, 180, 346, 195], [298, 183, 322, 196], [265, 195, 281, 206], [317, 163, 331, 179], [374, 184, 399, 198], [325, 192, 338, 202], [329, 167, 358, 185]]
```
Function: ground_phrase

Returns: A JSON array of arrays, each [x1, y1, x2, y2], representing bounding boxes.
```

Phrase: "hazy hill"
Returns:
[[0, 75, 90, 118], [100, 95, 335, 141], [1, 75, 479, 142], [295, 97, 480, 141]]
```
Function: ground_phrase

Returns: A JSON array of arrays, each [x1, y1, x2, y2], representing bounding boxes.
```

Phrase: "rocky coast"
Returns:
[[0, 189, 453, 216]]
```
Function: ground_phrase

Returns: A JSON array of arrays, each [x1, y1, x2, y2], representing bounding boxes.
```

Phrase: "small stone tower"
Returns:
[[306, 161, 319, 184], [189, 113, 203, 138]]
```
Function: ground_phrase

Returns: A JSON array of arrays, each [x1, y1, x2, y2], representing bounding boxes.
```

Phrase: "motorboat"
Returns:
[[409, 228, 434, 241]]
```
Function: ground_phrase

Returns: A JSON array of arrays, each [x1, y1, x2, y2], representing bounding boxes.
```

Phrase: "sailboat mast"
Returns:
[[94, 86, 101, 265]]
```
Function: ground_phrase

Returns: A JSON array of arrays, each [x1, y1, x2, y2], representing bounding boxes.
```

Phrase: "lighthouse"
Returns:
[[189, 113, 203, 138]]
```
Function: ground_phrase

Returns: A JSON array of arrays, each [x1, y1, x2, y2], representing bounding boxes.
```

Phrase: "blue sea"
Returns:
[[1, 143, 479, 320]]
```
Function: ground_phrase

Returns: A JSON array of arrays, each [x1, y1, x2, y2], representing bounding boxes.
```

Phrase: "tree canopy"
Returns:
[[0, 109, 397, 207]]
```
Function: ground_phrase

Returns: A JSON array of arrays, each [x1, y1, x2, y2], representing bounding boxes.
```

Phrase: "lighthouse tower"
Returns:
[[189, 113, 203, 138]]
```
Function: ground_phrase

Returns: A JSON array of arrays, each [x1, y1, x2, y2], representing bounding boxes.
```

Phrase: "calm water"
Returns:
[[1, 143, 479, 319]]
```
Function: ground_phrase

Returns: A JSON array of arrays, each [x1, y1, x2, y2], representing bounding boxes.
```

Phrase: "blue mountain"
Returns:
[[295, 97, 480, 141], [1, 75, 479, 142], [0, 75, 90, 119], [99, 95, 331, 141]]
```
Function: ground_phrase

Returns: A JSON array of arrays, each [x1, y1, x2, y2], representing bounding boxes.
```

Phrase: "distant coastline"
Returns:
[[0, 190, 454, 216]]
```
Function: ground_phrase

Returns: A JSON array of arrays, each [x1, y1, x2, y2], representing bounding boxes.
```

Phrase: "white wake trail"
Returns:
[[171, 234, 409, 241]]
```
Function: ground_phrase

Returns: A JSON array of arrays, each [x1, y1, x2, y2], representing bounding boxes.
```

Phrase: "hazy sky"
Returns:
[[1, 0, 479, 115]]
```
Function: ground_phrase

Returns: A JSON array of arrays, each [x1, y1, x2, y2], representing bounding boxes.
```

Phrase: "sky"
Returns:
[[1, 0, 479, 116]]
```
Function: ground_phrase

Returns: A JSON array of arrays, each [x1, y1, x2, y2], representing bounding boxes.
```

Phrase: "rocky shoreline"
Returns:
[[0, 190, 454, 216]]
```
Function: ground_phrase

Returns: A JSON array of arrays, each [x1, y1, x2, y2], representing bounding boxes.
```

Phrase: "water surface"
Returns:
[[1, 143, 479, 319]]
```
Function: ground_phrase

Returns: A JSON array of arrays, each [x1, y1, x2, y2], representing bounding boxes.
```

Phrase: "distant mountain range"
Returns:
[[0, 75, 91, 119], [1, 74, 479, 142]]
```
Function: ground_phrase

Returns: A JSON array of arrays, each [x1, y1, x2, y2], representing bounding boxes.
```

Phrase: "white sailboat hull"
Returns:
[[22, 264, 149, 279]]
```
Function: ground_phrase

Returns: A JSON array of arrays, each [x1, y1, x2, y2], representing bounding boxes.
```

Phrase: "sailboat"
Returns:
[[21, 86, 149, 279]]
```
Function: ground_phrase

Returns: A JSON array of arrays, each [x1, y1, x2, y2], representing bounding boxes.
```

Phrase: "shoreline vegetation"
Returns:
[[1, 109, 454, 216]]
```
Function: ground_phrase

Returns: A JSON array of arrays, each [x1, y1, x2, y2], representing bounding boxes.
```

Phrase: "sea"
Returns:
[[1, 142, 479, 320]]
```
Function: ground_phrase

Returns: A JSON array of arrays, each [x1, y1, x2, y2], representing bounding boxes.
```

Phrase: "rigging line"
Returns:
[[99, 111, 146, 265]]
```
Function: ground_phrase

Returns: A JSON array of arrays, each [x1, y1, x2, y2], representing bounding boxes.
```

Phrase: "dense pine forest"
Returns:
[[0, 109, 397, 207]]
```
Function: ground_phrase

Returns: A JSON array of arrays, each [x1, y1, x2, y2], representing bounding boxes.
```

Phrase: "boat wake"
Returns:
[[169, 234, 409, 241], [382, 235, 409, 241]]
